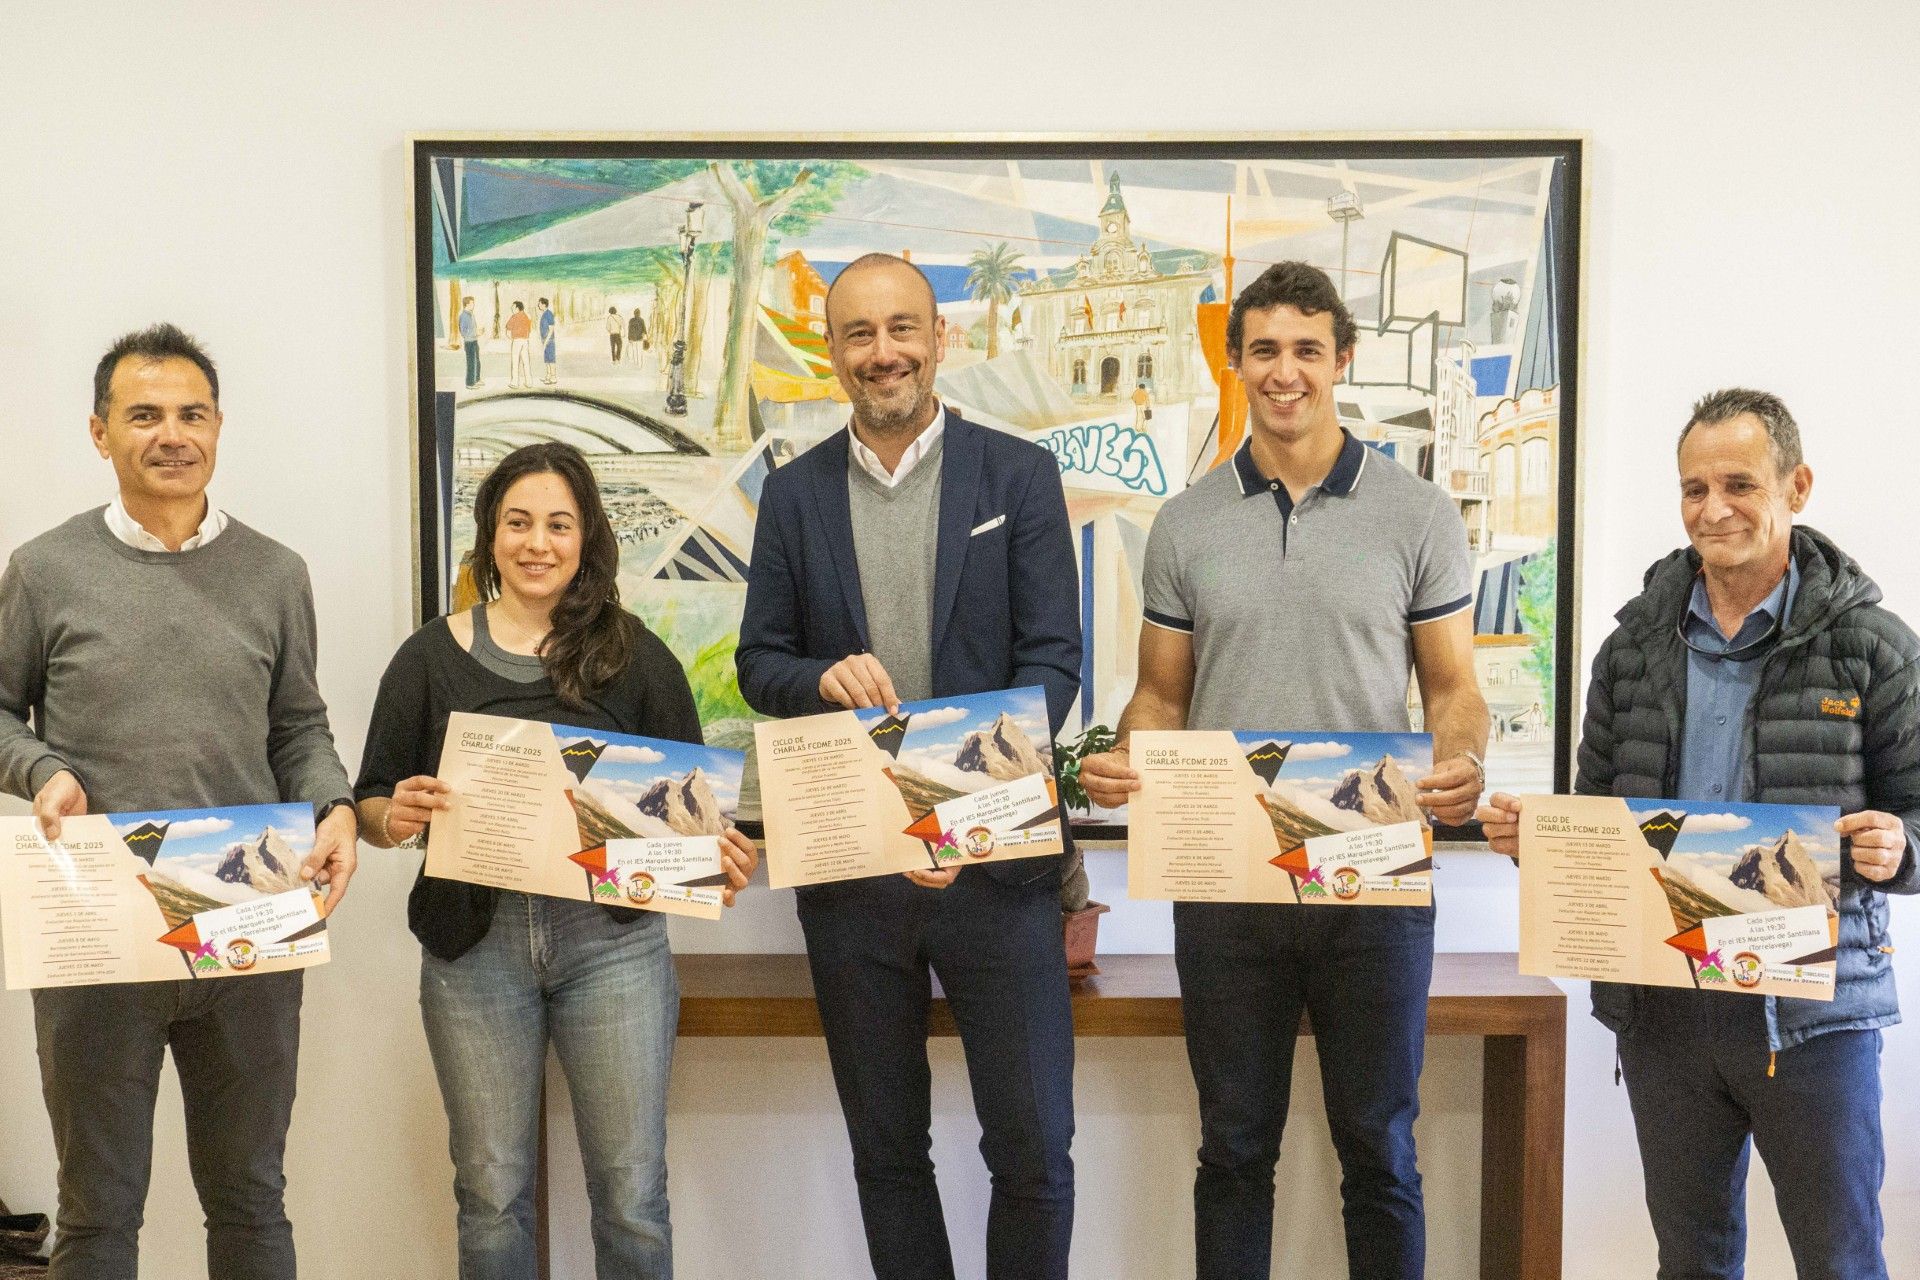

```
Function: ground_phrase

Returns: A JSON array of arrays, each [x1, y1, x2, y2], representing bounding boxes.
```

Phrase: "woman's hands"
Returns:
[[383, 775, 452, 845], [719, 826, 759, 906]]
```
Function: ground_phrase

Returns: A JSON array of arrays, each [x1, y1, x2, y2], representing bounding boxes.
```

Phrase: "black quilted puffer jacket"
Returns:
[[1577, 525, 1920, 1050]]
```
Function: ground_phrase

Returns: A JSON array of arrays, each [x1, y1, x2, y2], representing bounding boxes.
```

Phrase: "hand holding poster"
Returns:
[[1518, 795, 1840, 1000], [1, 803, 328, 990], [755, 687, 1064, 889], [1129, 731, 1435, 905], [426, 713, 747, 919]]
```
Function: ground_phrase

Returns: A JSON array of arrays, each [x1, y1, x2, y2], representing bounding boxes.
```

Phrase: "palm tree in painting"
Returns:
[[966, 242, 1025, 359]]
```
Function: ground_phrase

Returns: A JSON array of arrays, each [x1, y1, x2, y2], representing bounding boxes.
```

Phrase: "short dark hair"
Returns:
[[470, 442, 640, 709], [1678, 388, 1803, 475], [513, 301, 525, 311], [824, 253, 937, 335], [93, 323, 219, 418], [462, 296, 474, 305], [538, 297, 550, 307], [1227, 261, 1358, 357]]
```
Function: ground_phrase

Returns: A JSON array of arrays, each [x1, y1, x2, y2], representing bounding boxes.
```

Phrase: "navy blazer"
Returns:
[[737, 410, 1083, 883]]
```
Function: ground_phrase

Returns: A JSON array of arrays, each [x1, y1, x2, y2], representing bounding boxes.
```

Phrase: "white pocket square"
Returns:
[[970, 515, 1007, 536]]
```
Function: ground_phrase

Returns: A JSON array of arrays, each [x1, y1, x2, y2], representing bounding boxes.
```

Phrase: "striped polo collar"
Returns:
[[1232, 428, 1369, 498]]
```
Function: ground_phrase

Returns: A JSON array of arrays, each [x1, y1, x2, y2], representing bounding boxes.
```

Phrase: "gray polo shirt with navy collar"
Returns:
[[1142, 429, 1475, 734]]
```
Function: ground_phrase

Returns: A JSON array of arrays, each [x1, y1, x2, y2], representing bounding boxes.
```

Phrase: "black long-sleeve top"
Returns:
[[355, 617, 702, 960]]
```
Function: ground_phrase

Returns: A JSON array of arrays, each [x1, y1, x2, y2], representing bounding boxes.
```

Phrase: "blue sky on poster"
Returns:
[[556, 722, 746, 815], [111, 803, 315, 875], [856, 687, 1052, 794], [1228, 730, 1433, 786]]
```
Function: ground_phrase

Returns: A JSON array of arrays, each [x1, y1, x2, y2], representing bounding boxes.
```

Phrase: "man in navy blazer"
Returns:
[[739, 253, 1080, 1280]]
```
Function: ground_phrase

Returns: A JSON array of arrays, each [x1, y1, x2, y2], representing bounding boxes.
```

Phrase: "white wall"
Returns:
[[2, 2, 1917, 1276]]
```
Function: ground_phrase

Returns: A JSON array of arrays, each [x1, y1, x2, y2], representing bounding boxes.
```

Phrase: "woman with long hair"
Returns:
[[355, 441, 753, 1279]]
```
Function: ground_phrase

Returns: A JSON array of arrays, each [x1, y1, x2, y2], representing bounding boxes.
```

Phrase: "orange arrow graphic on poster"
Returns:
[[569, 844, 625, 897], [1664, 924, 1711, 965], [903, 809, 945, 843], [158, 917, 203, 954], [1268, 842, 1310, 876]]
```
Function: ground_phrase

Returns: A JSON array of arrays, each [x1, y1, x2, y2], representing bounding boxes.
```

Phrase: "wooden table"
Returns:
[[673, 950, 1565, 1280]]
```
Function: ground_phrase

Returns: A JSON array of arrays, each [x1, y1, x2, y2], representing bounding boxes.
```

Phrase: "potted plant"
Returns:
[[1053, 724, 1115, 980]]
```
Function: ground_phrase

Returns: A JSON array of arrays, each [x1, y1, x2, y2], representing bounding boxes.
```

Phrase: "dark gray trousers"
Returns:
[[32, 972, 303, 1280]]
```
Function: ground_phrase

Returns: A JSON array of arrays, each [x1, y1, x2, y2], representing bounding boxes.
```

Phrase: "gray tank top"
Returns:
[[468, 604, 548, 684]]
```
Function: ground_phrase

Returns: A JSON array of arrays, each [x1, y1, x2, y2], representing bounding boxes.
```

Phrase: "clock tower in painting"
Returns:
[[1015, 170, 1216, 402], [1085, 172, 1155, 283]]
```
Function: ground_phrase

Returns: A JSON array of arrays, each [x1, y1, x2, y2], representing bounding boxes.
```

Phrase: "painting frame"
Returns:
[[409, 133, 1587, 835]]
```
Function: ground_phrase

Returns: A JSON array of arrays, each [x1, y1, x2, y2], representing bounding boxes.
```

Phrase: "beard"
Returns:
[[849, 365, 935, 436]]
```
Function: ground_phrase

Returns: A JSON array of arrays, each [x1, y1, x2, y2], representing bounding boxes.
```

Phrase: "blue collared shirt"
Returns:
[[1675, 559, 1799, 803]]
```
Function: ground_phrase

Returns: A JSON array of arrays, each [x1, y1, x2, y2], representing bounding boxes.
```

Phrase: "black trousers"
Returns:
[[797, 869, 1076, 1280]]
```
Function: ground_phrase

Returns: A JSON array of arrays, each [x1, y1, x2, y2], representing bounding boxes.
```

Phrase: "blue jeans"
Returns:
[[32, 972, 303, 1280], [463, 339, 481, 386], [421, 892, 679, 1280], [1618, 988, 1887, 1280], [796, 868, 1076, 1280], [1174, 901, 1435, 1280]]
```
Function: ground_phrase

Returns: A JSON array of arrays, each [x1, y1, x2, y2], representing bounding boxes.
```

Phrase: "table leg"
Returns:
[[1479, 1024, 1565, 1279]]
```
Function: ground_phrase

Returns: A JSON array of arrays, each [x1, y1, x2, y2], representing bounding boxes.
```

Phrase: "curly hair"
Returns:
[[1227, 261, 1358, 357], [469, 443, 640, 708]]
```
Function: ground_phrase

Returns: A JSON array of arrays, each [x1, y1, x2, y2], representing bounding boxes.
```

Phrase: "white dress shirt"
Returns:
[[104, 494, 228, 552], [848, 406, 946, 489]]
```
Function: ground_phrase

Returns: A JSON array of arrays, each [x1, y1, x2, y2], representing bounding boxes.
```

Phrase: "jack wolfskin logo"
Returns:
[[1820, 696, 1861, 719]]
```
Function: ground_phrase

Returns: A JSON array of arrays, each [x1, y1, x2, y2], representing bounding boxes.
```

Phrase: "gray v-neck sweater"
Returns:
[[848, 437, 942, 704], [0, 509, 351, 814]]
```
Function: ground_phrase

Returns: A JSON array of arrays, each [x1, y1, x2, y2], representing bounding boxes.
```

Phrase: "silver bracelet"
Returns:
[[383, 800, 425, 850], [1463, 749, 1487, 787]]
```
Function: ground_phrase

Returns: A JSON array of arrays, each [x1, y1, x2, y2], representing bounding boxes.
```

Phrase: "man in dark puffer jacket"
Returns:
[[1481, 388, 1918, 1280]]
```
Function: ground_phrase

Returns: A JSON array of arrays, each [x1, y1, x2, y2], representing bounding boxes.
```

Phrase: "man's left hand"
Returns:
[[904, 866, 959, 890], [1837, 810, 1909, 883], [303, 804, 360, 917], [1416, 755, 1484, 826]]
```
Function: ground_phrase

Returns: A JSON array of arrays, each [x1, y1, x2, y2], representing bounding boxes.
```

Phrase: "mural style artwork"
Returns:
[[412, 139, 1583, 823]]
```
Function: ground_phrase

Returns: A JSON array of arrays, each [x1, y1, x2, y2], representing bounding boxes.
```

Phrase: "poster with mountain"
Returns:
[[1, 804, 328, 990], [755, 687, 1063, 888], [1518, 795, 1841, 1000], [1128, 731, 1435, 905], [425, 712, 745, 918]]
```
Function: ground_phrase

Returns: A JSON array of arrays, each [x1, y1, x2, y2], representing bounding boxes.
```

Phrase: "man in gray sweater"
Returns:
[[0, 323, 357, 1280]]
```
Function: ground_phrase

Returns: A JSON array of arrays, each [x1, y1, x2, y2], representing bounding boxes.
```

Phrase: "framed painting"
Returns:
[[411, 135, 1584, 832]]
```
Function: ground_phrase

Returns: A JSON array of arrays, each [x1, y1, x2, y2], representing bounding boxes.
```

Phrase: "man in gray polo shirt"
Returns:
[[1083, 261, 1489, 1280], [0, 323, 356, 1280]]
